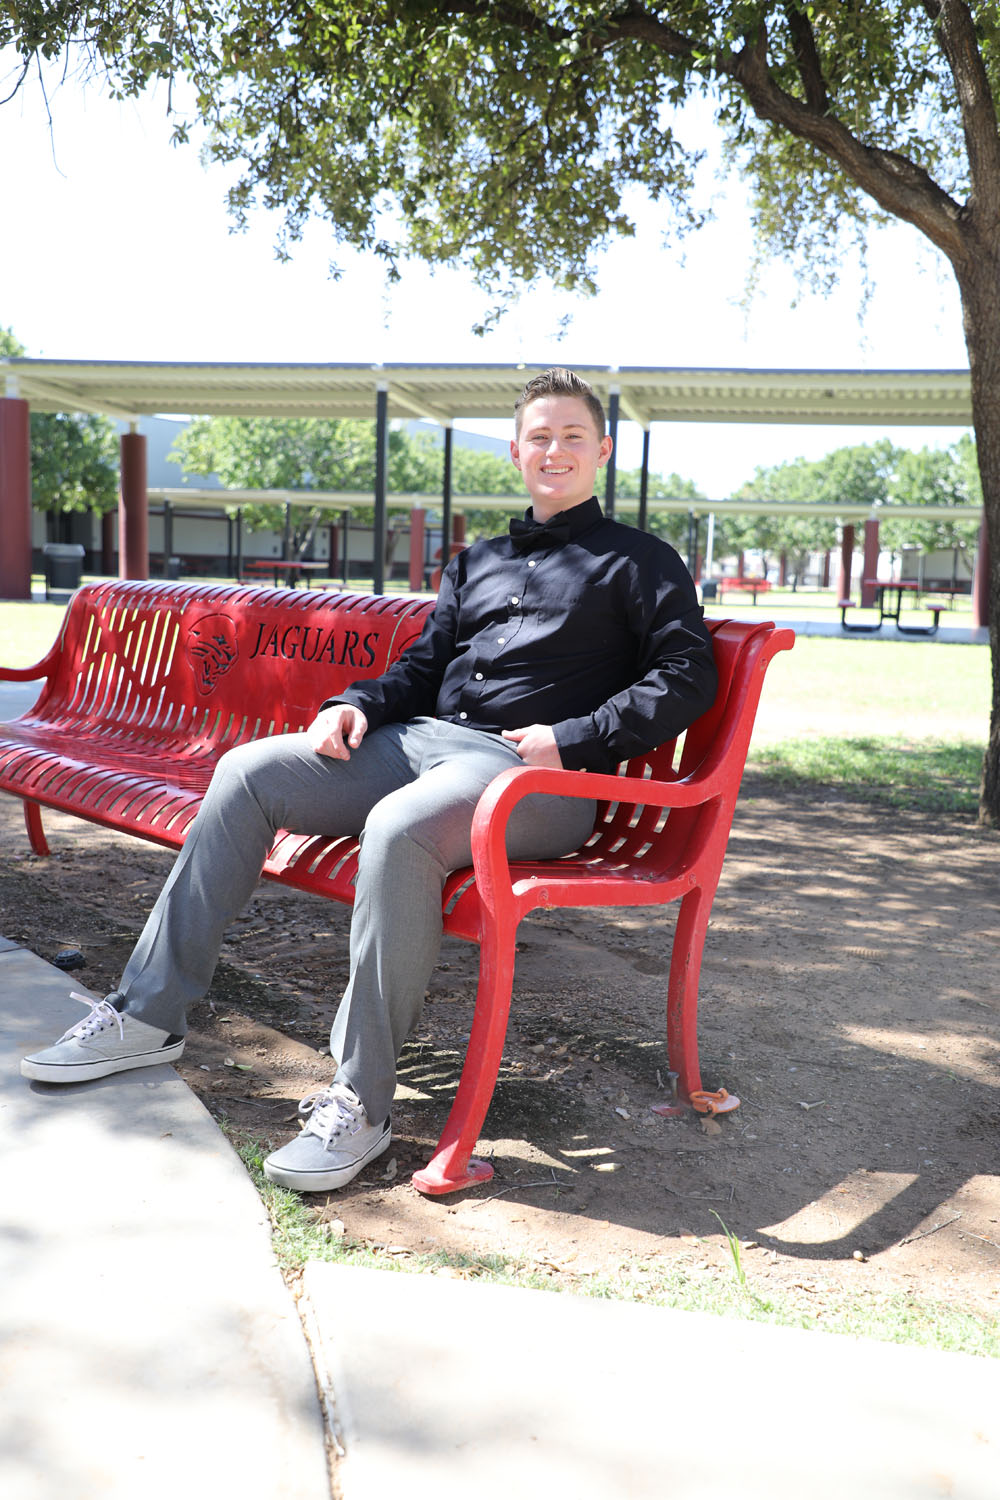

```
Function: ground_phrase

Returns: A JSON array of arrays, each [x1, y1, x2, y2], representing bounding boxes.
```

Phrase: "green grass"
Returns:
[[0, 596, 70, 668], [235, 1135, 1000, 1360], [759, 635, 989, 732], [750, 736, 984, 814]]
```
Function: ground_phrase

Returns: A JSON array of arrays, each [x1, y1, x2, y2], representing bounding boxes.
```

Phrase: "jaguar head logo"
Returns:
[[186, 614, 239, 696]]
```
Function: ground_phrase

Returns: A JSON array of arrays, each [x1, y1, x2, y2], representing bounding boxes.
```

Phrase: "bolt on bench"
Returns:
[[0, 580, 794, 1194]]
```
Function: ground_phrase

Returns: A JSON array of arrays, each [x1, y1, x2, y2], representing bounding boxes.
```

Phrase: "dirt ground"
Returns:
[[2, 777, 999, 1318]]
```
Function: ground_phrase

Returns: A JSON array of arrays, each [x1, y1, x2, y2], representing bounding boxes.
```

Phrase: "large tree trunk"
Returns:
[[957, 255, 1000, 826]]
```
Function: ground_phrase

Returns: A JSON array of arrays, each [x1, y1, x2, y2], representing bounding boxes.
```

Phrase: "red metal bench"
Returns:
[[0, 579, 793, 1194], [718, 577, 771, 605]]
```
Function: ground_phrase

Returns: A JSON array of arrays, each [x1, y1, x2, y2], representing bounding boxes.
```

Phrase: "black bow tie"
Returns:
[[508, 515, 573, 552]]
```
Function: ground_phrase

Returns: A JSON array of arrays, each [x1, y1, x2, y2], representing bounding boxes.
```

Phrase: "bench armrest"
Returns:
[[469, 760, 724, 906], [0, 651, 62, 687]]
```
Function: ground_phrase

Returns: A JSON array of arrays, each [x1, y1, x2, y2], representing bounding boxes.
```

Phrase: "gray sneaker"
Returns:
[[21, 992, 185, 1083], [263, 1082, 391, 1192]]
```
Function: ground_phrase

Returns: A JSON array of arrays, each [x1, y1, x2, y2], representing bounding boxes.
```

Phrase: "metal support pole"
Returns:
[[638, 427, 650, 532], [373, 385, 388, 593], [705, 514, 716, 577], [0, 394, 32, 600], [163, 500, 174, 579], [235, 509, 244, 582], [119, 427, 149, 580], [604, 389, 619, 518], [101, 510, 115, 575], [441, 423, 453, 566]]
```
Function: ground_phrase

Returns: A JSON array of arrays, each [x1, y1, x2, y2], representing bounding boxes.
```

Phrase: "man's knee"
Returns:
[[360, 794, 468, 875]]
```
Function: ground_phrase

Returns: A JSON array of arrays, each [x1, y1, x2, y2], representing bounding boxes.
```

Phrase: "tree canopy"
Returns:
[[3, 4, 991, 311]]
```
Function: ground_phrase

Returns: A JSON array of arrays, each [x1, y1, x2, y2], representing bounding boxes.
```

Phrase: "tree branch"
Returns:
[[923, 0, 1000, 227], [729, 32, 967, 263], [783, 1, 829, 114]]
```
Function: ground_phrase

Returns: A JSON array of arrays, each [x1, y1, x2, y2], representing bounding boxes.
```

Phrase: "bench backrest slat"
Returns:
[[30, 581, 436, 751]]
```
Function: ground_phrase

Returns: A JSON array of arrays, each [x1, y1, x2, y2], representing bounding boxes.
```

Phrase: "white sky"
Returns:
[[0, 52, 972, 497]]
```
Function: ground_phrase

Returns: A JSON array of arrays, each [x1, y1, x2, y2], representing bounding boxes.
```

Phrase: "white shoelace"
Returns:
[[297, 1085, 365, 1147], [58, 992, 126, 1045]]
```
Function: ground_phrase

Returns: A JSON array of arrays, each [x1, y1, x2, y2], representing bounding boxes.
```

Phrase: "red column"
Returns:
[[119, 430, 148, 580], [972, 513, 990, 630], [0, 396, 32, 599], [779, 551, 788, 587], [409, 507, 426, 592], [836, 524, 855, 603], [861, 519, 880, 608], [452, 512, 466, 546], [821, 551, 831, 589]]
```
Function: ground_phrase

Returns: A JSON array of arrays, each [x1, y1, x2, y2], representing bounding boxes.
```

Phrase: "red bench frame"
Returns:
[[0, 580, 793, 1194]]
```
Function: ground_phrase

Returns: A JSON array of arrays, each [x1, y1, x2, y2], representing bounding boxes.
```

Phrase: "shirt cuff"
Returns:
[[552, 717, 617, 774]]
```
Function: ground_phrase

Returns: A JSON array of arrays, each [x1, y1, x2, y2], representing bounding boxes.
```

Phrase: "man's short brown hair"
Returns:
[[514, 368, 607, 439]]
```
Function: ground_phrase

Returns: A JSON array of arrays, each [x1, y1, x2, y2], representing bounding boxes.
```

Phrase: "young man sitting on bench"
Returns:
[[21, 367, 718, 1193]]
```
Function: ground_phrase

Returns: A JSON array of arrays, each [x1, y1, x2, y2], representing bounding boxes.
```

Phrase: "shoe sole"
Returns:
[[263, 1124, 392, 1193], [20, 1039, 186, 1083]]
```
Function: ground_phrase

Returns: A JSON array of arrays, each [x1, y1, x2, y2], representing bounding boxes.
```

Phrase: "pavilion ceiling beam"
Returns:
[[382, 385, 454, 426], [5, 375, 139, 422]]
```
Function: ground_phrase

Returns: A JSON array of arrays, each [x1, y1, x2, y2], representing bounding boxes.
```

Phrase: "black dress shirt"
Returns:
[[335, 496, 717, 774]]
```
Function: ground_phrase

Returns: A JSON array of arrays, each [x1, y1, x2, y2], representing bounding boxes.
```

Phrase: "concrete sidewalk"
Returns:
[[0, 940, 329, 1500], [306, 1260, 1000, 1499]]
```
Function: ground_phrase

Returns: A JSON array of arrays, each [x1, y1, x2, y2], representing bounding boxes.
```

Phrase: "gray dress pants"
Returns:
[[116, 717, 595, 1122]]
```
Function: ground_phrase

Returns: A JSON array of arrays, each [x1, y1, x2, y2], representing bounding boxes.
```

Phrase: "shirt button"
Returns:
[[474, 672, 484, 681], [528, 560, 537, 568], [497, 637, 506, 645], [459, 711, 468, 719], [510, 596, 520, 605]]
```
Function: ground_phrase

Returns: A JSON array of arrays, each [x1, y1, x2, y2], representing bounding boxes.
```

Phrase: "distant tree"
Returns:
[[615, 468, 706, 552], [172, 415, 529, 552], [733, 445, 892, 585], [1, 326, 118, 514], [882, 436, 982, 560], [174, 414, 449, 556]]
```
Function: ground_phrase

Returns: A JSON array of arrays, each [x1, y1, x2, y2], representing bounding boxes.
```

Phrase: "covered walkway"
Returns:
[[0, 360, 989, 621]]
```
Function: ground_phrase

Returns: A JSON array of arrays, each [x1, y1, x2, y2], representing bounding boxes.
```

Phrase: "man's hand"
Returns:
[[501, 724, 564, 769], [307, 704, 368, 760]]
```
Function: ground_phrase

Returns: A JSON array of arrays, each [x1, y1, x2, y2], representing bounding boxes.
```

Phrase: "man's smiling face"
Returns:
[[510, 394, 613, 521]]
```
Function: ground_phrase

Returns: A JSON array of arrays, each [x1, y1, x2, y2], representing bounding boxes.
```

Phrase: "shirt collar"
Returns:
[[508, 495, 603, 551]]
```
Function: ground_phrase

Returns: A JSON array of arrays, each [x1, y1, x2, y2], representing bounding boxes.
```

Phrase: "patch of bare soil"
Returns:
[[2, 781, 999, 1317]]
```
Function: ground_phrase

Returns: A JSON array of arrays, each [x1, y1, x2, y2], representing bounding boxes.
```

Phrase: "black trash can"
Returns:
[[700, 579, 718, 602], [43, 543, 85, 597], [167, 556, 183, 580]]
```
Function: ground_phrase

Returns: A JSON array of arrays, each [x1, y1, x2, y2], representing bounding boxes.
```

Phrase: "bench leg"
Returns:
[[665, 886, 709, 1103], [24, 800, 50, 857], [412, 928, 517, 1196]]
